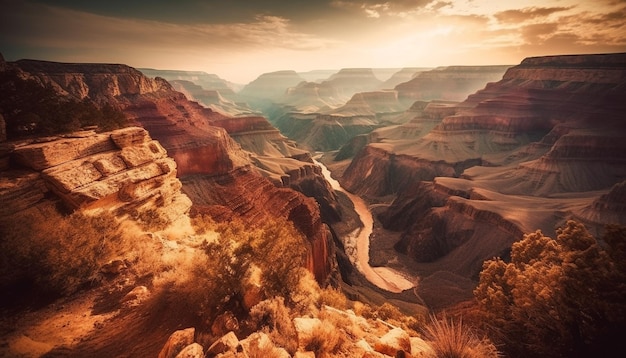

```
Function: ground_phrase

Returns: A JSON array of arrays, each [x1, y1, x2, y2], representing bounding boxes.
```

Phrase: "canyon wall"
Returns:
[[1, 127, 191, 224], [6, 59, 337, 284], [343, 53, 626, 309]]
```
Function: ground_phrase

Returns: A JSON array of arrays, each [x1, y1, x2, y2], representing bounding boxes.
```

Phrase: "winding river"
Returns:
[[314, 159, 415, 293]]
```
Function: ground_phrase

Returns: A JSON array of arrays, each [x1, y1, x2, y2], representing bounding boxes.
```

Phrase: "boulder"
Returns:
[[293, 317, 322, 348], [206, 331, 239, 357], [211, 312, 239, 337], [110, 127, 151, 148], [374, 327, 411, 357], [174, 343, 204, 358], [239, 332, 289, 358], [410, 337, 435, 357], [158, 327, 195, 358], [121, 286, 150, 306]]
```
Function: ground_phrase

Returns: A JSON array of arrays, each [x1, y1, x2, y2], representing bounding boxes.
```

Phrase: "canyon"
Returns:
[[1, 50, 625, 356], [2, 57, 339, 284], [338, 53, 626, 309]]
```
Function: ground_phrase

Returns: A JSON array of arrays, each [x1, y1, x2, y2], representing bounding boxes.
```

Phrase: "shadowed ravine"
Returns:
[[314, 158, 415, 293]]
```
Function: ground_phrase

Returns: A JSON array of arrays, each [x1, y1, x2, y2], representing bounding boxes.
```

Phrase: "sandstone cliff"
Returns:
[[167, 80, 255, 117], [138, 68, 242, 97], [342, 53, 626, 309], [8, 59, 337, 284], [1, 127, 191, 224]]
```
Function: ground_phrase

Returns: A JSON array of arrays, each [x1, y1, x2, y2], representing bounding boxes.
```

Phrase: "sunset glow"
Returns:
[[1, 0, 625, 83]]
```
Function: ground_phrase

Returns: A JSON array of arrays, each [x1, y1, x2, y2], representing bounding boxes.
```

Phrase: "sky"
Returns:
[[1, 0, 625, 83]]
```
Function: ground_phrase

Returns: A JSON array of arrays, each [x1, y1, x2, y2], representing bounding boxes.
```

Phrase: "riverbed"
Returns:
[[314, 159, 416, 293]]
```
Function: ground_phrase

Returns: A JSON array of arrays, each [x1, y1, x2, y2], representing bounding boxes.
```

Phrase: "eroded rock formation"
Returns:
[[7, 59, 338, 284], [342, 53, 626, 309], [1, 127, 191, 224]]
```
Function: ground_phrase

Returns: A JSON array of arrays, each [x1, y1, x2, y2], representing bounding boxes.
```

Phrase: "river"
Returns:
[[314, 159, 415, 293]]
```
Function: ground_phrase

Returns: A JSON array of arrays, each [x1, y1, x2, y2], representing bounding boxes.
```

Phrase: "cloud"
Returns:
[[494, 6, 573, 23], [331, 0, 434, 17], [427, 1, 452, 11], [521, 23, 560, 44], [0, 2, 339, 53]]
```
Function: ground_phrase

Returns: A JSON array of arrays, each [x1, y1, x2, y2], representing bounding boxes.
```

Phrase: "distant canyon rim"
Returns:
[[1, 52, 625, 313]]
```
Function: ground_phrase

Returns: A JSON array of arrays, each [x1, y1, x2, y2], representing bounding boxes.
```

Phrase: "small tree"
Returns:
[[474, 220, 626, 357]]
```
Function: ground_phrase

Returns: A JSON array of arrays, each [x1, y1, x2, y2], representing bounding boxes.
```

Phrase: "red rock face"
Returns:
[[341, 53, 626, 309], [10, 59, 336, 284]]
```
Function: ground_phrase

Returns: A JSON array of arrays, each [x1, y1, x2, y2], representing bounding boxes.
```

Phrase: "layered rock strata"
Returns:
[[8, 59, 337, 284], [1, 127, 191, 223], [342, 53, 626, 309]]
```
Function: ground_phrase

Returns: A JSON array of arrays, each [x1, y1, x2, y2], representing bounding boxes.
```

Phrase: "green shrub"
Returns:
[[130, 208, 171, 232], [186, 217, 310, 321]]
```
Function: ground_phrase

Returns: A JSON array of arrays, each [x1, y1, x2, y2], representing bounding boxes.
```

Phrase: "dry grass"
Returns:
[[249, 297, 298, 355], [318, 286, 348, 310], [303, 320, 346, 358], [423, 315, 499, 358]]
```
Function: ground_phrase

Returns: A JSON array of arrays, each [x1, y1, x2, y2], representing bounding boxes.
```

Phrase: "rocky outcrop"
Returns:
[[159, 307, 435, 358], [14, 60, 172, 106], [9, 59, 337, 285], [168, 80, 255, 117], [1, 127, 192, 227], [346, 53, 626, 309], [138, 68, 241, 97]]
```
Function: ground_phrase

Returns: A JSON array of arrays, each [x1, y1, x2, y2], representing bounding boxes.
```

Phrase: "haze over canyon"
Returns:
[[1, 1, 625, 357], [1, 50, 625, 357]]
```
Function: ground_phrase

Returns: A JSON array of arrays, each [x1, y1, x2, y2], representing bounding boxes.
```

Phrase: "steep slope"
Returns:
[[168, 80, 256, 117], [138, 68, 242, 97], [1, 127, 191, 223], [341, 53, 626, 309], [9, 59, 337, 284]]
